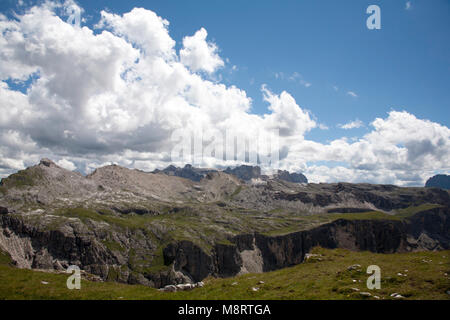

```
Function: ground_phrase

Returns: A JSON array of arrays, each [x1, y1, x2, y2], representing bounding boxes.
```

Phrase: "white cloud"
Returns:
[[56, 158, 76, 171], [300, 80, 311, 88], [180, 27, 224, 73], [339, 119, 364, 130], [0, 3, 448, 187], [276, 71, 311, 87], [282, 111, 450, 184], [405, 1, 412, 10], [97, 8, 175, 58], [261, 85, 316, 137], [347, 91, 358, 98], [274, 72, 284, 79]]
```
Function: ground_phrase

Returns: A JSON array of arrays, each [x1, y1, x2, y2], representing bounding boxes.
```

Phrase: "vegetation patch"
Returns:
[[0, 247, 448, 300], [394, 203, 442, 219], [229, 186, 243, 199], [102, 240, 125, 253], [0, 250, 12, 266], [1, 168, 43, 188]]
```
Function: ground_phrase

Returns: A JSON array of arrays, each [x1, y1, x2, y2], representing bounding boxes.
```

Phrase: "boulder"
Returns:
[[161, 285, 177, 292], [176, 283, 194, 291]]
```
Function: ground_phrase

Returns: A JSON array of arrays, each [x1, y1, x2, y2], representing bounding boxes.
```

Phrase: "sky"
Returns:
[[0, 0, 449, 186]]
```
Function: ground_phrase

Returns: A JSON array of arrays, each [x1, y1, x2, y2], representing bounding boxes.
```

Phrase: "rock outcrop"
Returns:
[[0, 205, 449, 288], [275, 170, 308, 183], [0, 214, 188, 288], [425, 174, 450, 190]]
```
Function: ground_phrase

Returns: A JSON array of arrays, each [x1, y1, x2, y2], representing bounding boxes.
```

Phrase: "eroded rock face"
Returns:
[[163, 241, 215, 282], [0, 214, 187, 288], [0, 214, 118, 271], [0, 207, 449, 288], [162, 207, 450, 281]]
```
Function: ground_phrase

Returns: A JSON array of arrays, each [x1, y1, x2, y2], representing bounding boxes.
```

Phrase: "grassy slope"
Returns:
[[0, 247, 448, 300]]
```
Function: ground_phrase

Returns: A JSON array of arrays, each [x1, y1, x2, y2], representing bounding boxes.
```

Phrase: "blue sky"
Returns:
[[2, 0, 449, 143], [0, 0, 449, 185]]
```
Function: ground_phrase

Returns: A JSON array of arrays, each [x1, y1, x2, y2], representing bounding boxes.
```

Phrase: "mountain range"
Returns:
[[0, 159, 448, 288]]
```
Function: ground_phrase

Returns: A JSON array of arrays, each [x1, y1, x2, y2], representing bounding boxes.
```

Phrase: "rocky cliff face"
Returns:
[[0, 213, 190, 288], [161, 206, 450, 282], [0, 206, 448, 288]]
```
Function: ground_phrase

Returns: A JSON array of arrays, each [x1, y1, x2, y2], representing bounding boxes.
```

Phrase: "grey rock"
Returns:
[[153, 164, 216, 182], [224, 165, 261, 181], [347, 264, 362, 271], [276, 170, 307, 183], [360, 292, 372, 297], [162, 285, 177, 292], [176, 283, 194, 291]]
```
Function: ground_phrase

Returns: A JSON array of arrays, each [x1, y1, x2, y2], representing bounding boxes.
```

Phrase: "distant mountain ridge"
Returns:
[[154, 164, 308, 184], [275, 170, 308, 183], [152, 164, 216, 182], [425, 174, 450, 190], [223, 165, 262, 181]]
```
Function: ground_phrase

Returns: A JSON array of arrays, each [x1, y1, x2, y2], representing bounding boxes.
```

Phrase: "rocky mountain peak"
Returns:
[[276, 170, 308, 184], [153, 164, 217, 182], [425, 174, 450, 190], [223, 165, 261, 181], [39, 158, 57, 168]]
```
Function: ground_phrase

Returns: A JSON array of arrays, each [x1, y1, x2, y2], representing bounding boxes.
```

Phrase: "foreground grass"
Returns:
[[0, 248, 448, 300]]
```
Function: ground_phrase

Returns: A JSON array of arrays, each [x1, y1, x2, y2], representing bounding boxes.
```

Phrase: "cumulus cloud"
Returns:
[[0, 2, 448, 187], [262, 85, 316, 137], [282, 111, 450, 185], [97, 8, 175, 58], [56, 158, 76, 171], [180, 27, 224, 73], [339, 119, 364, 130]]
